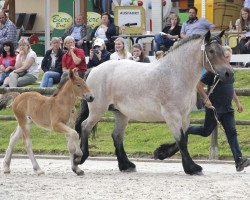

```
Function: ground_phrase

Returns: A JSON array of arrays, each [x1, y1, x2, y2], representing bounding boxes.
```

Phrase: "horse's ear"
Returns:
[[205, 30, 211, 43], [218, 30, 225, 38]]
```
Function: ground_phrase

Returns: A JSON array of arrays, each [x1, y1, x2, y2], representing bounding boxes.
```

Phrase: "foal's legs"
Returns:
[[112, 110, 136, 172], [52, 122, 83, 175], [3, 125, 22, 173]]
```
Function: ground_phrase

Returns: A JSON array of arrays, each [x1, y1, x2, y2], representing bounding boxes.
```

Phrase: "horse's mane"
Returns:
[[170, 34, 202, 52], [52, 77, 69, 97]]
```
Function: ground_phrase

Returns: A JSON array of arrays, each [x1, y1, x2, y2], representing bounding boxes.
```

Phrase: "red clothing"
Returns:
[[62, 47, 87, 72], [0, 54, 16, 69]]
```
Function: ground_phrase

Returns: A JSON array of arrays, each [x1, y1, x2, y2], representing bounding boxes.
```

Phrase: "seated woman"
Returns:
[[0, 41, 16, 86], [154, 13, 181, 51], [238, 8, 250, 54], [40, 37, 64, 88], [8, 38, 39, 87], [110, 37, 131, 60], [88, 38, 111, 68], [129, 43, 150, 63], [91, 12, 117, 52], [61, 36, 87, 80]]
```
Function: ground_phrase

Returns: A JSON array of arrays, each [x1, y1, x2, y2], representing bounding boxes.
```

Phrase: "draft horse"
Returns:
[[75, 31, 233, 175], [0, 69, 94, 175]]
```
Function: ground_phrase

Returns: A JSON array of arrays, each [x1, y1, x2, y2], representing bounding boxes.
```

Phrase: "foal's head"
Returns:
[[68, 69, 94, 102], [202, 30, 234, 81]]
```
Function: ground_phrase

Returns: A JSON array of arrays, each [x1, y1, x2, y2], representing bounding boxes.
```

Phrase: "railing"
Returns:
[[1, 87, 250, 160]]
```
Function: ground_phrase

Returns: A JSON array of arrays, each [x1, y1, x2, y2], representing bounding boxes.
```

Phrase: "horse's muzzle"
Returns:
[[218, 66, 234, 82], [84, 93, 95, 102]]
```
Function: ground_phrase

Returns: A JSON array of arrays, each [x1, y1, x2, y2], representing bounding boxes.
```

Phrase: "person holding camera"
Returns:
[[88, 38, 111, 68]]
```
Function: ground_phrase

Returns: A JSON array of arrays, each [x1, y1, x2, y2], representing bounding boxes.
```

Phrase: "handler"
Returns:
[[187, 46, 250, 172]]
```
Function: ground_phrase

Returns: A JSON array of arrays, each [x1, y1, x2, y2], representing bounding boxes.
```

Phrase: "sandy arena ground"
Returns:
[[0, 156, 250, 200]]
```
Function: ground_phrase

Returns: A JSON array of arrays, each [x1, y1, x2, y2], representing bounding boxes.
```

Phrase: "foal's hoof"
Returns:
[[35, 169, 45, 176], [3, 169, 10, 174]]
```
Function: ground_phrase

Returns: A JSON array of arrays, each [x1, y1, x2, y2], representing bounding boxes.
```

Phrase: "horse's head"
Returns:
[[202, 30, 234, 81], [69, 69, 94, 102]]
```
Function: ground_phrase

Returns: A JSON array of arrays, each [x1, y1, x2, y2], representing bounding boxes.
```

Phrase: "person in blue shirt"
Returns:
[[186, 46, 250, 172]]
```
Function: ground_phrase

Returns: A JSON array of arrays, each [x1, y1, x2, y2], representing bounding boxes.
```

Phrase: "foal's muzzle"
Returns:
[[84, 93, 95, 102]]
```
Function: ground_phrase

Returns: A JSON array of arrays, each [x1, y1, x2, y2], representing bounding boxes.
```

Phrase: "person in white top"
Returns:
[[8, 38, 39, 87], [110, 37, 132, 60]]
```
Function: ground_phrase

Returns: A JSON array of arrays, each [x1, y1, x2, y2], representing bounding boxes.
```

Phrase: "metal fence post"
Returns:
[[209, 125, 218, 160]]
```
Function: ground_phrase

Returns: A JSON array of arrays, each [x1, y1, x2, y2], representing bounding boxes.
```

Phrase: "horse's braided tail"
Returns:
[[0, 92, 20, 110]]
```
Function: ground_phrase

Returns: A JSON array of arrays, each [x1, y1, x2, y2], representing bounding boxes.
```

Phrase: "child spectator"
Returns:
[[129, 43, 150, 63], [0, 41, 16, 86], [110, 37, 131, 60]]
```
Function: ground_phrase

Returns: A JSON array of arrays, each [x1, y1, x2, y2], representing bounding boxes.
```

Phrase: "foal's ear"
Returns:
[[205, 30, 211, 43], [69, 69, 75, 80], [218, 30, 225, 38]]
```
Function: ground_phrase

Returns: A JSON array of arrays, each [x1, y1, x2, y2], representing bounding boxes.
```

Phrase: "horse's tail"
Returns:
[[0, 92, 20, 110], [75, 99, 97, 138], [154, 142, 179, 160]]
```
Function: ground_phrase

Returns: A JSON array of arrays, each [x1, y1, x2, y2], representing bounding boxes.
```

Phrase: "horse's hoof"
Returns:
[[122, 167, 137, 172], [119, 161, 136, 172], [73, 168, 84, 176], [184, 163, 203, 175]]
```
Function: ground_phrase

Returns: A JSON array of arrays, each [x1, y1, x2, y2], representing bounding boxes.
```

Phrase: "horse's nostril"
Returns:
[[87, 95, 94, 102]]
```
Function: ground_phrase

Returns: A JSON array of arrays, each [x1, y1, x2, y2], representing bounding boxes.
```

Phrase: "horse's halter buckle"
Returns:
[[201, 39, 219, 75]]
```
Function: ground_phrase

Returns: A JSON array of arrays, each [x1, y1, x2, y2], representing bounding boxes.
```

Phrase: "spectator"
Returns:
[[129, 43, 150, 63], [244, 0, 250, 9], [110, 37, 132, 60], [8, 38, 39, 87], [88, 38, 111, 68], [181, 7, 215, 38], [62, 14, 92, 48], [61, 36, 87, 80], [186, 46, 250, 172], [237, 8, 250, 54], [154, 13, 181, 51], [40, 37, 64, 88], [91, 12, 117, 52], [0, 10, 17, 53], [0, 41, 16, 86]]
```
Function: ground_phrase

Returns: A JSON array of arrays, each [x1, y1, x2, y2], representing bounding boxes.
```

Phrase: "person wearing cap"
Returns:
[[88, 38, 111, 68], [61, 36, 87, 80], [91, 12, 117, 52]]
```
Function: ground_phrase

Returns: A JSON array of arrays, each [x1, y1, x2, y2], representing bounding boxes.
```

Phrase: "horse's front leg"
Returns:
[[112, 110, 136, 172], [166, 112, 202, 175]]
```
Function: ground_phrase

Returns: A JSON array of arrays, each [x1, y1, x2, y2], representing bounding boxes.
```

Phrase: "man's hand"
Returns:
[[236, 102, 243, 113], [203, 98, 213, 108]]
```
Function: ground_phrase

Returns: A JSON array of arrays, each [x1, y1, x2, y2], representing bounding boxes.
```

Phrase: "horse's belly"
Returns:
[[117, 103, 165, 122]]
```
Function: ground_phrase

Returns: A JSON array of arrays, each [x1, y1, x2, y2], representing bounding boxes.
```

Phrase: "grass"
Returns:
[[0, 70, 250, 160]]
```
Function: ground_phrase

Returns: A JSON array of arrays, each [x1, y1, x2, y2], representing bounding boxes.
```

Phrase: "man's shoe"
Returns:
[[236, 158, 250, 172]]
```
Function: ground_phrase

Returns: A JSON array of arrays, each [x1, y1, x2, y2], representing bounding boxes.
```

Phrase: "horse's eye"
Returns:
[[77, 84, 81, 87], [209, 49, 214, 54]]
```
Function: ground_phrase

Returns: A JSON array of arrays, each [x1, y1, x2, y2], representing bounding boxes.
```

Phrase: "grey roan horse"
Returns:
[[75, 31, 233, 175]]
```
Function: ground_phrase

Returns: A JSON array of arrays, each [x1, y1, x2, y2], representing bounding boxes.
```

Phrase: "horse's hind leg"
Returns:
[[3, 125, 22, 173], [112, 110, 136, 172]]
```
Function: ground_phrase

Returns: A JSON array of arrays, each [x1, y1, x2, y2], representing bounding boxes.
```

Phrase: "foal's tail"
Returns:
[[75, 99, 97, 138], [0, 92, 20, 110]]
